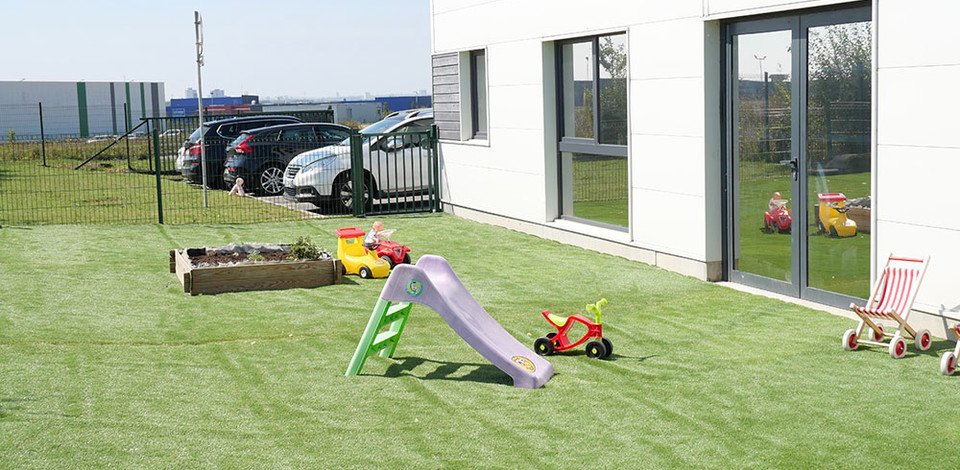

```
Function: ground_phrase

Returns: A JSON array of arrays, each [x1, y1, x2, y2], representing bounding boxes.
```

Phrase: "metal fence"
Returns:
[[0, 110, 441, 226]]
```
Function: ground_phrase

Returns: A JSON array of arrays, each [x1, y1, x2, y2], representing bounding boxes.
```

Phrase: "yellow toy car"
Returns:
[[817, 193, 858, 238], [335, 227, 391, 279]]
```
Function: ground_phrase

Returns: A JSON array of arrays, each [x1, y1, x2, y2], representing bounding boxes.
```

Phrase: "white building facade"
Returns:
[[431, 0, 959, 334]]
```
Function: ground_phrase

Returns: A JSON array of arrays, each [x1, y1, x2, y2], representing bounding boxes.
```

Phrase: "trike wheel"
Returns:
[[585, 341, 606, 359], [601, 338, 613, 358], [534, 337, 554, 356], [545, 332, 556, 339]]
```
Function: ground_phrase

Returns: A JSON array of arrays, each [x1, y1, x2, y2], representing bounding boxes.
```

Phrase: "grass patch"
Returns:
[[2, 214, 959, 467]]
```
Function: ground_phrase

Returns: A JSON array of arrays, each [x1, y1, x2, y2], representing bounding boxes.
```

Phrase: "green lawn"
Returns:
[[0, 160, 307, 225], [2, 215, 959, 468]]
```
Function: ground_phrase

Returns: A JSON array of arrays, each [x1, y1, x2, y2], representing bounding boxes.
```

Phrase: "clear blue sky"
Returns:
[[2, 0, 431, 99]]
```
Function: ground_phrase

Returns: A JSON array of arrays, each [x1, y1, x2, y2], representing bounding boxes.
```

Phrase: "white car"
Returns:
[[283, 108, 434, 212]]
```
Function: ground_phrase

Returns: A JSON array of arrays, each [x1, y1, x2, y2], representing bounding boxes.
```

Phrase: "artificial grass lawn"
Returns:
[[2, 214, 959, 468], [0, 161, 305, 225]]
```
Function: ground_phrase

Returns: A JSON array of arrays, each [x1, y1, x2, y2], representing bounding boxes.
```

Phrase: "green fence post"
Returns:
[[153, 129, 164, 224], [349, 131, 365, 218]]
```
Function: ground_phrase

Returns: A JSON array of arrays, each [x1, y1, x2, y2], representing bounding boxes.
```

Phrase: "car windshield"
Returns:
[[188, 125, 208, 143], [339, 115, 407, 145]]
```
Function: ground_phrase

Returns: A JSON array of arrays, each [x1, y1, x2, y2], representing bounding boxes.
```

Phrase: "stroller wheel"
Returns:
[[915, 329, 932, 351], [941, 352, 957, 376], [842, 329, 858, 351], [889, 335, 907, 359]]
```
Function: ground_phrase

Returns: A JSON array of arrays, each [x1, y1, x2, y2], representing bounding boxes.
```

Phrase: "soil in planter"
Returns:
[[189, 251, 300, 267]]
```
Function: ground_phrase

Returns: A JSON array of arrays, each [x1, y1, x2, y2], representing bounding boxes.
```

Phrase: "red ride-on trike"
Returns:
[[763, 192, 792, 233], [534, 299, 612, 359]]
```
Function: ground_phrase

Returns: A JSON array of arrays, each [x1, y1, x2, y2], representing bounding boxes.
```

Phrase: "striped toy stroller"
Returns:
[[842, 255, 931, 359]]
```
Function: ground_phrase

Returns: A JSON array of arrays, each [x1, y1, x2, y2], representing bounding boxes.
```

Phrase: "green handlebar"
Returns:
[[585, 298, 608, 325]]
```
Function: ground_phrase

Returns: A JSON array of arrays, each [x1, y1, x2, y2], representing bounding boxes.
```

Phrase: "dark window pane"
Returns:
[[561, 40, 595, 139], [598, 34, 627, 145], [472, 51, 487, 138], [560, 151, 628, 227]]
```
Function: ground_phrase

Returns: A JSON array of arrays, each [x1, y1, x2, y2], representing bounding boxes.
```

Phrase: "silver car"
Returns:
[[283, 108, 434, 212]]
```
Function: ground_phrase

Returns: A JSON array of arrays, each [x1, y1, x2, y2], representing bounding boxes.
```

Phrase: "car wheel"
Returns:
[[333, 173, 372, 214], [402, 254, 411, 264], [258, 164, 285, 196], [358, 266, 372, 279]]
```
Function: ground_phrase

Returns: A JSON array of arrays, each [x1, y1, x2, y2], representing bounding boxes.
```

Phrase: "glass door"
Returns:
[[727, 18, 800, 297], [725, 5, 872, 307]]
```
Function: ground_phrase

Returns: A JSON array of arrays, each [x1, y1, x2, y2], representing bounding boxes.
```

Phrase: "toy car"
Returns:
[[763, 198, 792, 233], [534, 299, 612, 359], [335, 227, 390, 279], [369, 230, 411, 268], [817, 193, 858, 237]]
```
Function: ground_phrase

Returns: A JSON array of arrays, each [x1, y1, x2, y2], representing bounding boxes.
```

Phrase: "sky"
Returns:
[[1, 0, 432, 99]]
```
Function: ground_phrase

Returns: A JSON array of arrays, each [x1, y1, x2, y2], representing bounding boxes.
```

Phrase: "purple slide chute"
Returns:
[[380, 255, 554, 389]]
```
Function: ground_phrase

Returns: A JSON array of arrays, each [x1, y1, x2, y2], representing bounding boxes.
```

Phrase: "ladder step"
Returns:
[[371, 330, 400, 350], [382, 303, 411, 325]]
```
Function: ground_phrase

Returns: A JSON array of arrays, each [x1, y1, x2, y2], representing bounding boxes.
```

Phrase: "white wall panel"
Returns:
[[631, 134, 706, 198], [631, 188, 707, 260], [876, 221, 960, 317], [629, 18, 705, 80], [876, 66, 960, 149], [877, 145, 960, 231], [630, 77, 705, 138], [878, 0, 960, 68]]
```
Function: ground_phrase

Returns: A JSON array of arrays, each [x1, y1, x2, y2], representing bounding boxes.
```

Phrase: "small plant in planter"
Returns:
[[288, 236, 323, 260], [247, 250, 266, 262]]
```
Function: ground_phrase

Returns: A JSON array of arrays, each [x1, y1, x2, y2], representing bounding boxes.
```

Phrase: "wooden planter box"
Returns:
[[846, 207, 871, 234], [169, 249, 342, 295]]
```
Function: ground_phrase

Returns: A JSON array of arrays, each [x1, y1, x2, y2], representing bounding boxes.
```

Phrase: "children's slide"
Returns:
[[345, 255, 554, 389]]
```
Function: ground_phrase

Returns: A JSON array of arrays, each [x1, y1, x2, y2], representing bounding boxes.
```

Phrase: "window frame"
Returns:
[[556, 34, 628, 157], [555, 32, 630, 232], [469, 49, 488, 140]]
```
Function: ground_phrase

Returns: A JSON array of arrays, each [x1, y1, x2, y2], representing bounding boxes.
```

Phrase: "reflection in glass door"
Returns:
[[804, 20, 872, 300], [732, 28, 796, 290], [726, 6, 872, 306]]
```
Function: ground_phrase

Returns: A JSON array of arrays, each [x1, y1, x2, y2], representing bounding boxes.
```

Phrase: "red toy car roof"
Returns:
[[336, 227, 366, 238]]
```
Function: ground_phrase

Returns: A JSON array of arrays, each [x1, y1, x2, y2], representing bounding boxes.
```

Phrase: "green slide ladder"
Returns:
[[345, 298, 413, 376]]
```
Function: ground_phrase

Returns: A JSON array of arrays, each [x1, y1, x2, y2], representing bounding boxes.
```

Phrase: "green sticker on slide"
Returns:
[[406, 279, 423, 297]]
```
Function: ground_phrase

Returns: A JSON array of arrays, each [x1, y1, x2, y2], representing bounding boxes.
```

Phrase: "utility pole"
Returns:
[[195, 10, 208, 208], [754, 54, 768, 157]]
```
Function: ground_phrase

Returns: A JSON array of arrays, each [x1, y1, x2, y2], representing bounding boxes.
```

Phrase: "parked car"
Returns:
[[176, 115, 302, 188], [160, 129, 184, 138], [283, 108, 434, 212], [223, 123, 352, 196]]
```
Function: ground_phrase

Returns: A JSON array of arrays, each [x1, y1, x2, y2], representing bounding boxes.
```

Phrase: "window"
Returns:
[[470, 50, 488, 139], [317, 127, 350, 143], [279, 128, 316, 142], [557, 33, 628, 229]]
